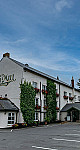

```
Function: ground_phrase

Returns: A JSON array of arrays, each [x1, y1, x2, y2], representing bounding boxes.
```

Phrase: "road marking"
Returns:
[[53, 138, 80, 143], [73, 130, 80, 132], [32, 146, 57, 150], [65, 134, 80, 136]]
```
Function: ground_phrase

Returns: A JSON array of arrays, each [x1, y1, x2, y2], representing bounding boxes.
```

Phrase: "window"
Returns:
[[35, 112, 38, 120], [64, 91, 67, 96], [44, 99, 46, 106], [44, 113, 46, 119], [36, 98, 38, 105], [8, 113, 15, 125], [69, 93, 71, 97], [42, 85, 46, 91], [78, 96, 80, 101], [56, 89, 58, 93], [33, 82, 37, 88], [74, 95, 77, 100]]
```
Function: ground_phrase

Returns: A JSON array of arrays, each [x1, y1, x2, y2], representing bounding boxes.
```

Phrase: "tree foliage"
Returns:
[[77, 79, 80, 88], [46, 79, 56, 122], [20, 81, 35, 125]]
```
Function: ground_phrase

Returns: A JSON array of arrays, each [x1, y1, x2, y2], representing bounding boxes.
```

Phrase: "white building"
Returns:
[[0, 53, 80, 128]]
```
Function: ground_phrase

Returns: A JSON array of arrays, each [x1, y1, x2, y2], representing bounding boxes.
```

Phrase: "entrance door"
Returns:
[[72, 110, 79, 122]]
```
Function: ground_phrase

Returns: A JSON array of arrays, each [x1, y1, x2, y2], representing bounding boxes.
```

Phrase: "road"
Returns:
[[0, 122, 80, 150]]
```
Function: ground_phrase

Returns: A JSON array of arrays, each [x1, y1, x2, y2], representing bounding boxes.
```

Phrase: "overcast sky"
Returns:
[[0, 0, 80, 87]]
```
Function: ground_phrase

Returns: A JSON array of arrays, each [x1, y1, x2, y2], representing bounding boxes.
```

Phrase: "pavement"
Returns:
[[0, 122, 80, 150]]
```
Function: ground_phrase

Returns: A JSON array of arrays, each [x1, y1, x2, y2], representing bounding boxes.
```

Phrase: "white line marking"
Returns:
[[65, 134, 80, 136], [53, 138, 80, 143], [73, 130, 80, 132], [32, 146, 57, 150]]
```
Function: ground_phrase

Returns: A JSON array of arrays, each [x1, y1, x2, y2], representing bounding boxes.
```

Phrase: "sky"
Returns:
[[0, 0, 80, 88]]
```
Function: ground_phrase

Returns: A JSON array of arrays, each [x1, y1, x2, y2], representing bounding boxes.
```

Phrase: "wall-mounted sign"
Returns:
[[0, 74, 16, 86]]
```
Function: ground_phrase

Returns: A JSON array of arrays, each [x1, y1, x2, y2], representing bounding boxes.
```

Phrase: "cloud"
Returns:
[[4, 39, 26, 44], [55, 0, 72, 12], [14, 50, 80, 73]]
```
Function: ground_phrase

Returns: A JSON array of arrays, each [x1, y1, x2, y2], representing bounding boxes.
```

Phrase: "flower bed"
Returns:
[[42, 89, 48, 94], [69, 97, 73, 100], [56, 107, 59, 110], [43, 105, 48, 110], [34, 88, 40, 93], [56, 93, 59, 97], [63, 96, 68, 99], [12, 123, 27, 128], [35, 105, 41, 109]]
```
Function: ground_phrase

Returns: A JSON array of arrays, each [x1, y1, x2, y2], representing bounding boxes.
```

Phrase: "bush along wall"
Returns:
[[46, 79, 56, 123], [20, 81, 36, 126]]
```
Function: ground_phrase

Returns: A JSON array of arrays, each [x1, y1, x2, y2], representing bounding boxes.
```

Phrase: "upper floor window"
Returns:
[[44, 99, 46, 106], [33, 82, 37, 88], [64, 91, 67, 96], [35, 98, 38, 105], [42, 85, 46, 91], [69, 93, 71, 97]]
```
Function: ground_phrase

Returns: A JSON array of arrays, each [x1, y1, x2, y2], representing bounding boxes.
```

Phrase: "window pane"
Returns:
[[33, 82, 37, 88], [8, 113, 15, 125], [8, 121, 11, 124], [12, 117, 14, 120], [8, 117, 11, 120], [12, 113, 14, 116], [8, 113, 11, 116]]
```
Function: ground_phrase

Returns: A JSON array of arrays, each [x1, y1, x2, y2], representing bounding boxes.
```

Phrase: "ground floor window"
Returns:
[[44, 113, 46, 120], [8, 112, 15, 125]]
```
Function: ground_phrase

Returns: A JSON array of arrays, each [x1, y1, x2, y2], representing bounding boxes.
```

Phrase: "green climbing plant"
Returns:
[[46, 79, 56, 122], [20, 81, 36, 125]]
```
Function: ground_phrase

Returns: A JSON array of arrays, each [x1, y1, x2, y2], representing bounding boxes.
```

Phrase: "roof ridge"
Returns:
[[2, 56, 79, 90]]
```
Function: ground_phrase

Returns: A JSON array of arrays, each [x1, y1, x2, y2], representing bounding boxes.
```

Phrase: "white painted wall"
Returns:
[[0, 56, 80, 125], [61, 112, 67, 121], [0, 111, 16, 128]]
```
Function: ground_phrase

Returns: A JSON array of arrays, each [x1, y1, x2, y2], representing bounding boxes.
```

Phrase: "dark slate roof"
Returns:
[[1, 56, 80, 91], [61, 103, 80, 112], [0, 98, 19, 111]]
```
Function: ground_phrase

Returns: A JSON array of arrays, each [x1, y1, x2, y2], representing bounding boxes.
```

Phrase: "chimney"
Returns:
[[71, 76, 74, 88], [57, 76, 59, 80], [3, 53, 10, 58]]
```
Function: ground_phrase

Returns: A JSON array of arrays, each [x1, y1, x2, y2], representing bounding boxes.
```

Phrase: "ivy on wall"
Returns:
[[20, 81, 35, 125], [46, 79, 56, 122]]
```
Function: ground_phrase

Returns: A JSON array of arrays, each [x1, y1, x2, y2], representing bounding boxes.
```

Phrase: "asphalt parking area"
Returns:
[[0, 122, 80, 150]]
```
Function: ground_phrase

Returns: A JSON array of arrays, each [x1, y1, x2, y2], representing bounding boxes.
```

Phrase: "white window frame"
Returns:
[[42, 85, 46, 91], [8, 112, 15, 125], [64, 91, 67, 96], [35, 98, 39, 105], [35, 112, 38, 120], [69, 93, 71, 97], [33, 82, 37, 88], [78, 96, 80, 101], [44, 113, 46, 120]]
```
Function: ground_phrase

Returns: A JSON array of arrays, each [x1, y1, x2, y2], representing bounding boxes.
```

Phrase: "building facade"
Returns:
[[0, 53, 80, 128]]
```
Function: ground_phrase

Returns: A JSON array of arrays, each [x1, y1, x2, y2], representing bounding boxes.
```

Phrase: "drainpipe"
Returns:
[[40, 82, 41, 123], [59, 84, 61, 120]]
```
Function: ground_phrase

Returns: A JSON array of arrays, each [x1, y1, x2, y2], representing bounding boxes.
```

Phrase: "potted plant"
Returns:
[[45, 117, 50, 125]]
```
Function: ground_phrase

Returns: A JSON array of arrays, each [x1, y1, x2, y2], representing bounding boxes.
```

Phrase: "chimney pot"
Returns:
[[71, 76, 74, 88], [3, 53, 10, 58]]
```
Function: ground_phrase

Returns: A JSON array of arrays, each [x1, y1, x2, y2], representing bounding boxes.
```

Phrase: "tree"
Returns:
[[77, 79, 80, 88], [20, 81, 36, 125], [46, 79, 56, 122]]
